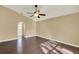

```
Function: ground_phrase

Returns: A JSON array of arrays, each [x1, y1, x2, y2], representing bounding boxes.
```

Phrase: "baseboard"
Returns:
[[37, 35, 79, 48], [1, 35, 79, 48], [0, 38, 17, 43], [0, 35, 37, 43], [25, 35, 37, 38]]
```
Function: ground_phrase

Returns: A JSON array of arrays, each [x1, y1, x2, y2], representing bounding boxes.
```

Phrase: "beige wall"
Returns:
[[0, 6, 35, 40], [37, 13, 79, 46], [0, 5, 79, 46]]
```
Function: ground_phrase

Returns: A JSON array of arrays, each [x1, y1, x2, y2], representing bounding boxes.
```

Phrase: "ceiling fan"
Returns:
[[27, 5, 46, 18]]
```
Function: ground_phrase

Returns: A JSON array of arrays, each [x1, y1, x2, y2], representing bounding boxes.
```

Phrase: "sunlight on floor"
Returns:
[[40, 41, 74, 54]]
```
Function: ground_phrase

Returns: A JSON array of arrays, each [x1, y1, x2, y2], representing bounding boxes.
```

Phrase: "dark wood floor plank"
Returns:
[[0, 36, 78, 54]]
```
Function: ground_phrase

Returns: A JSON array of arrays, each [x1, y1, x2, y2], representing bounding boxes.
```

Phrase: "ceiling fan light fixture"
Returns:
[[34, 13, 39, 17], [27, 5, 46, 18]]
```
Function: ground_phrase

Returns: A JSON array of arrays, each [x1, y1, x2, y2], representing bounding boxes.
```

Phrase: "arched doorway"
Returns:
[[17, 22, 25, 53]]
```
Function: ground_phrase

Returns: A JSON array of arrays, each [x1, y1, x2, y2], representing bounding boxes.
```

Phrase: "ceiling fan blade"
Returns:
[[27, 12, 33, 14], [38, 16, 40, 18], [39, 14, 46, 16], [30, 15, 34, 17]]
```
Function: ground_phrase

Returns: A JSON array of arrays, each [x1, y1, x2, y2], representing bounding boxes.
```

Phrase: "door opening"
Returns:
[[17, 22, 25, 54]]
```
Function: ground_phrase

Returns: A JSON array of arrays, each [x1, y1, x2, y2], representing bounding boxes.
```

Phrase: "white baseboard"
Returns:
[[1, 35, 79, 49], [0, 38, 17, 43], [0, 35, 37, 43], [37, 35, 79, 48], [25, 35, 37, 38]]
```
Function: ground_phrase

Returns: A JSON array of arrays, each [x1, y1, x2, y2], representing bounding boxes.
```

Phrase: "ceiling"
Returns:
[[3, 5, 79, 21]]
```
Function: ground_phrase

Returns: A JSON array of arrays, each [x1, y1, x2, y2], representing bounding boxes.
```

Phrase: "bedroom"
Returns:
[[0, 5, 79, 54]]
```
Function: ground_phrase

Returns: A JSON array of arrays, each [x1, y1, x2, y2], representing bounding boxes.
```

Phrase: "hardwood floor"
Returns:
[[0, 36, 79, 54]]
